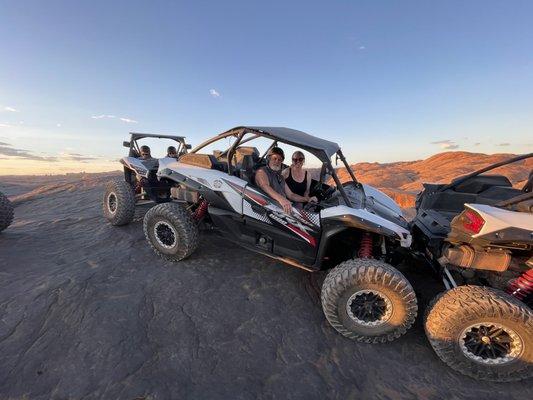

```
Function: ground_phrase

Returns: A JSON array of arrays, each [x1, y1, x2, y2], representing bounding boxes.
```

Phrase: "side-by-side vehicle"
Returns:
[[412, 153, 532, 381], [104, 126, 418, 344]]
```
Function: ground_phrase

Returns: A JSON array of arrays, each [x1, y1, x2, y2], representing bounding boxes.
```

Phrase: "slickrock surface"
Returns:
[[0, 170, 531, 399]]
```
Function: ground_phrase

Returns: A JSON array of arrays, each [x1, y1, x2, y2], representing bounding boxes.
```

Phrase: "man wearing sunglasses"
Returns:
[[255, 147, 317, 214], [139, 145, 153, 160]]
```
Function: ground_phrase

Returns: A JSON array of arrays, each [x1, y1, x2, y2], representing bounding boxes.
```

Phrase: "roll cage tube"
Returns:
[[439, 152, 533, 192], [337, 150, 359, 185], [128, 133, 189, 157], [190, 131, 238, 155], [326, 157, 352, 207], [226, 130, 247, 175]]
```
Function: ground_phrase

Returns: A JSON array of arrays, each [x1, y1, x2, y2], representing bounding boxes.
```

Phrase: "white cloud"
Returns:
[[359, 46, 366, 50], [57, 123, 62, 127], [430, 139, 459, 150], [3, 106, 19, 112], [0, 123, 15, 128], [91, 114, 116, 119], [497, 143, 510, 147], [91, 114, 138, 123], [119, 117, 138, 123], [58, 151, 100, 162], [209, 89, 221, 98]]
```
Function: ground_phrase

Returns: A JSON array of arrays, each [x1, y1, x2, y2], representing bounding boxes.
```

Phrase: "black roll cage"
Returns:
[[190, 127, 363, 207], [124, 132, 190, 157]]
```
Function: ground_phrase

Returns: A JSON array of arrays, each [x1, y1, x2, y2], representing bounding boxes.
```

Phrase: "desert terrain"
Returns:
[[337, 151, 532, 208], [0, 151, 531, 399]]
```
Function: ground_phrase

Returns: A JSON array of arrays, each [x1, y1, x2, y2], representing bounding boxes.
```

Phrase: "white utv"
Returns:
[[412, 153, 533, 381], [131, 126, 418, 344], [102, 132, 191, 226]]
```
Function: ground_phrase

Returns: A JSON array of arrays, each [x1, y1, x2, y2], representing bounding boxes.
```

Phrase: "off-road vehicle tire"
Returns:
[[321, 258, 418, 343], [103, 180, 135, 226], [143, 202, 199, 262], [0, 192, 14, 232], [425, 285, 533, 382]]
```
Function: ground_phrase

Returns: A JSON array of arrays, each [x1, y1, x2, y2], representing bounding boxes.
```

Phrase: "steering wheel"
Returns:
[[303, 201, 320, 212], [322, 186, 337, 199], [311, 182, 337, 201], [303, 197, 333, 212]]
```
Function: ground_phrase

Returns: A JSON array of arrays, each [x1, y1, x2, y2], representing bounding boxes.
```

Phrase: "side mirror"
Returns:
[[185, 144, 192, 149], [123, 141, 131, 148]]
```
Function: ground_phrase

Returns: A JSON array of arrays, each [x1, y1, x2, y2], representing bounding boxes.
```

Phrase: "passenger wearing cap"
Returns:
[[255, 147, 317, 214]]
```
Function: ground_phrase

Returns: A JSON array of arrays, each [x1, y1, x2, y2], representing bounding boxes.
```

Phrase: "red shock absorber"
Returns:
[[192, 198, 208, 221], [358, 232, 373, 258], [506, 269, 533, 302], [135, 178, 146, 194]]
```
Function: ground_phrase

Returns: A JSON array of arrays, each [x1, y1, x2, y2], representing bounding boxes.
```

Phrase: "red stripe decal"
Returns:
[[286, 224, 317, 247], [244, 189, 269, 206]]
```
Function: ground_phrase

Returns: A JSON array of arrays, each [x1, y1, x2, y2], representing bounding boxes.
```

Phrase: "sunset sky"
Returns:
[[1, 0, 532, 175]]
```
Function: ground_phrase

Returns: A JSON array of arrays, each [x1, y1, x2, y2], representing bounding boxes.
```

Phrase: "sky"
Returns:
[[0, 0, 532, 174]]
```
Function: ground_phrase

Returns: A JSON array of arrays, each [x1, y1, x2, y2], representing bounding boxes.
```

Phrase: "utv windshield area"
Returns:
[[190, 126, 363, 207]]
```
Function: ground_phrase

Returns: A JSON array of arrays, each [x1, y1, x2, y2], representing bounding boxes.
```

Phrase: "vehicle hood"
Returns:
[[361, 184, 407, 227]]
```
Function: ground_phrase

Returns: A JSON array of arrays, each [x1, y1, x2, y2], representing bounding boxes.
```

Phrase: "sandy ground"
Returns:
[[0, 173, 531, 400]]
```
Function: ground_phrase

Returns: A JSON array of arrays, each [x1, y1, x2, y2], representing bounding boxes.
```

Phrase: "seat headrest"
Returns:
[[241, 154, 255, 170], [235, 146, 260, 162]]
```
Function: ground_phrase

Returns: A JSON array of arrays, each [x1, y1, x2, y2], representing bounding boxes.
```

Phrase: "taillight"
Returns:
[[460, 209, 485, 234]]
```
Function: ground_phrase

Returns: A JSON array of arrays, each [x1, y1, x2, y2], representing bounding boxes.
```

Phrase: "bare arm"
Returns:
[[304, 170, 312, 197], [284, 184, 309, 203], [255, 169, 290, 205]]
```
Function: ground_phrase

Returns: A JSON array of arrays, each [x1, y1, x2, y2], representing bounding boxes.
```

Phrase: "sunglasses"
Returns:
[[292, 157, 304, 162]]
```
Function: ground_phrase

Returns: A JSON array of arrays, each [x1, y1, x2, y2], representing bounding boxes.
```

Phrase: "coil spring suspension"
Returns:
[[506, 269, 533, 302], [358, 232, 373, 258], [192, 198, 208, 221]]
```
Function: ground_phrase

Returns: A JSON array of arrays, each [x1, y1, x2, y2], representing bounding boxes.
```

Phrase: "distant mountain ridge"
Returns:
[[336, 151, 532, 208]]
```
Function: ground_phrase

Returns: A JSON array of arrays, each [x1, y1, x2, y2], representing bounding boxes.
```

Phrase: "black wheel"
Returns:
[[143, 202, 199, 261], [425, 285, 533, 382], [321, 258, 418, 343], [102, 179, 135, 226], [0, 192, 14, 232]]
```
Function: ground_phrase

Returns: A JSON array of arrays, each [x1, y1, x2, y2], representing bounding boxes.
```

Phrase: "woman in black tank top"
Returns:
[[282, 151, 311, 197]]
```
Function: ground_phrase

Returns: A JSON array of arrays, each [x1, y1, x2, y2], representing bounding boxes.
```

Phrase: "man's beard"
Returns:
[[270, 163, 281, 171]]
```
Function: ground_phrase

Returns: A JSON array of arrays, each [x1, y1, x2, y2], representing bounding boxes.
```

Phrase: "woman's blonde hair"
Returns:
[[292, 150, 305, 163]]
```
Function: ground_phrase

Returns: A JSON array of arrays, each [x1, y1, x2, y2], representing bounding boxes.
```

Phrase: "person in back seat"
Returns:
[[140, 145, 154, 160], [166, 146, 178, 159], [255, 147, 316, 214]]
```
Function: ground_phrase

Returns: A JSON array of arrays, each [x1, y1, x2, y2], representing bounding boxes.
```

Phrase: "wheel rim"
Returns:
[[107, 193, 118, 214], [346, 289, 393, 327], [154, 221, 177, 249], [460, 323, 523, 365]]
